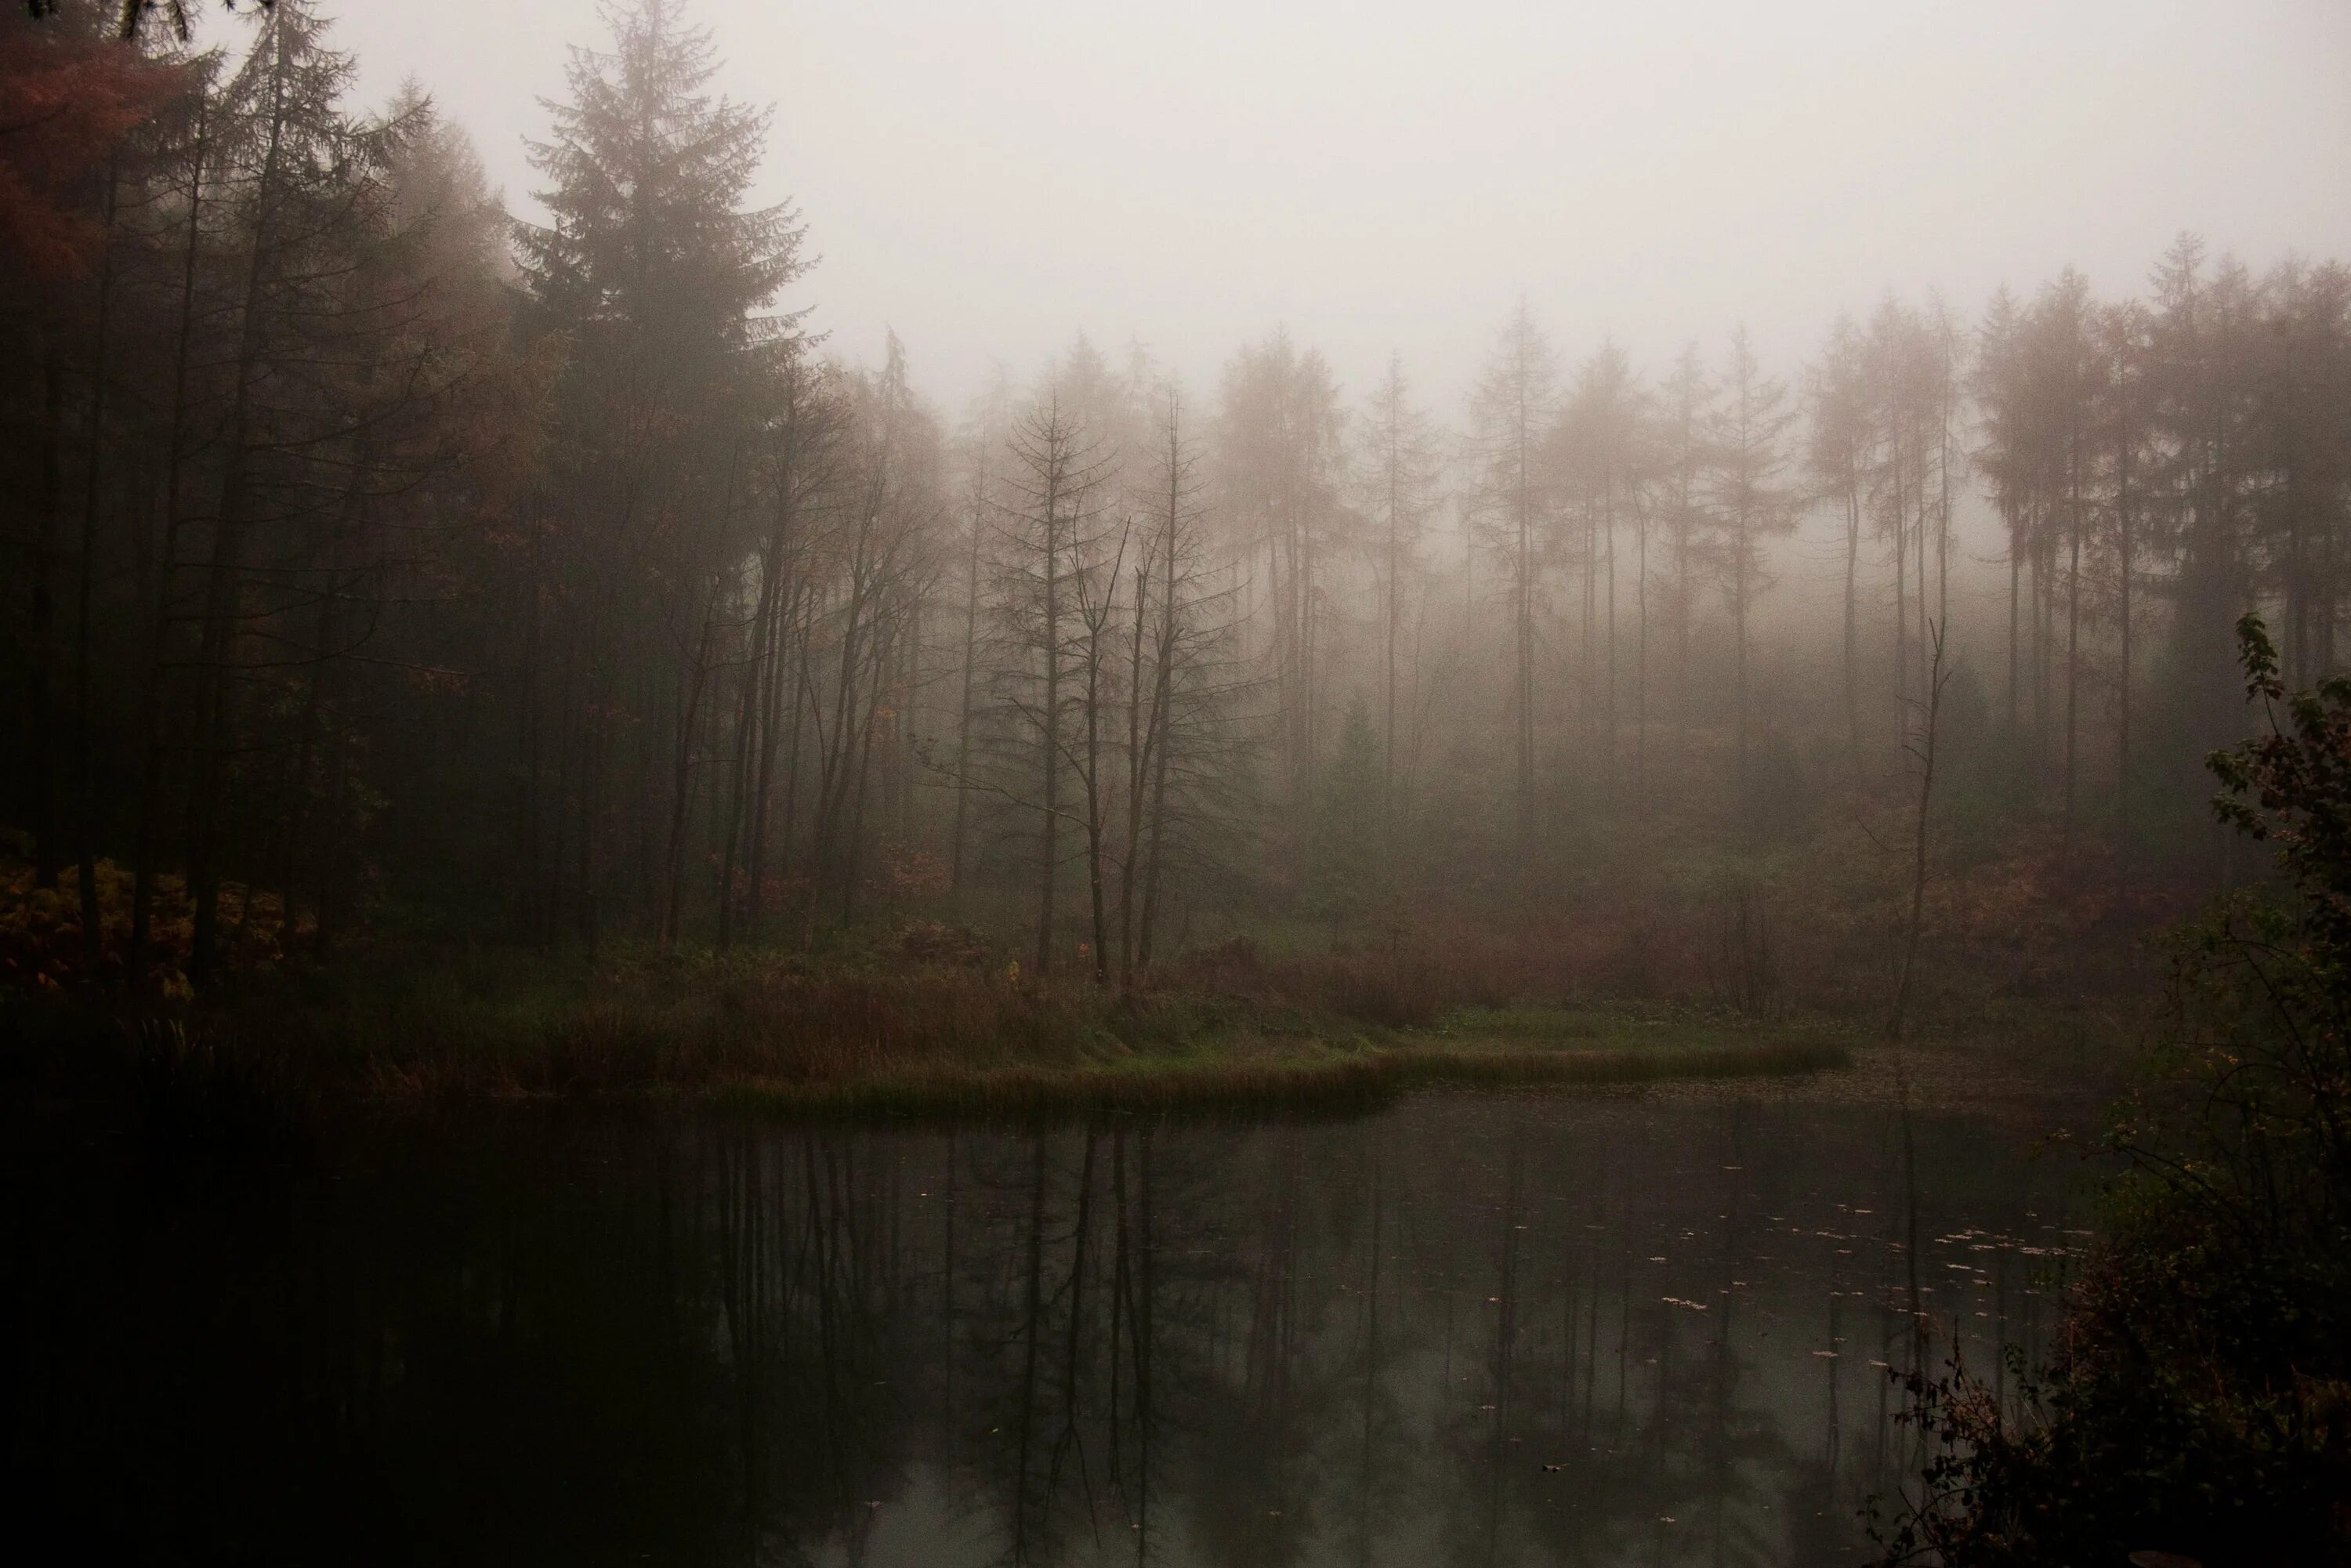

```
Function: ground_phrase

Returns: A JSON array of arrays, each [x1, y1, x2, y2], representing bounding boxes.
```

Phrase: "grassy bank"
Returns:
[[709, 1036, 1851, 1120], [2, 940, 1855, 1119]]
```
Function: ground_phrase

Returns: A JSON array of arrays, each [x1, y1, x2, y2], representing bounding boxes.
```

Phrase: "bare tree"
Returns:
[[996, 394, 1114, 978]]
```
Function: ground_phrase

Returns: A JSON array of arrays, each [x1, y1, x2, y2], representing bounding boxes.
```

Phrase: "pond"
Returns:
[[3, 1088, 2088, 1566]]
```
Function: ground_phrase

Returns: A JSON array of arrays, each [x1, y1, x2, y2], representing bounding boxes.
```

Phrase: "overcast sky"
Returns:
[[326, 0, 2351, 415]]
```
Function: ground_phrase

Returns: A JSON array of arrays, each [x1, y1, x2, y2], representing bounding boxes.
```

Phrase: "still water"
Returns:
[[5, 1089, 2085, 1566]]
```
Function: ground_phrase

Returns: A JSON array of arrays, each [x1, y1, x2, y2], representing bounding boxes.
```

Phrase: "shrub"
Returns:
[[1873, 616, 2351, 1567]]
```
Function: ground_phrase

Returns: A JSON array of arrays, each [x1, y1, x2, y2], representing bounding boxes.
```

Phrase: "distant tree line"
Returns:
[[5, 0, 2348, 992]]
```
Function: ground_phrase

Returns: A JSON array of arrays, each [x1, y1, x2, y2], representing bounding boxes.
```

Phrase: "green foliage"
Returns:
[[2208, 611, 2351, 964], [1875, 615, 2351, 1567]]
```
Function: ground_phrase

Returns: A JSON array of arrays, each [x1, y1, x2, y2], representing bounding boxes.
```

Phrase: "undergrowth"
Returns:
[[2, 932, 1855, 1115]]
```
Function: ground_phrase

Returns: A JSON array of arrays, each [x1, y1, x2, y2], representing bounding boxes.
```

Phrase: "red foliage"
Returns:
[[0, 13, 179, 278]]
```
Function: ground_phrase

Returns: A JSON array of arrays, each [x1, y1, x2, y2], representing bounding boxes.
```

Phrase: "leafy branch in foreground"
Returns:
[[1870, 613, 2351, 1568]]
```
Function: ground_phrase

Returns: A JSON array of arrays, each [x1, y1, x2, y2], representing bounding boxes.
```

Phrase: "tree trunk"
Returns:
[[1635, 494, 1649, 790], [1118, 530, 1154, 991], [1036, 446, 1063, 979], [1842, 465, 1861, 775], [31, 345, 63, 893], [1889, 625, 1947, 1041], [1136, 481, 1179, 973], [2117, 440, 2135, 835], [2005, 511, 2020, 735], [715, 590, 759, 951], [1083, 603, 1111, 987], [188, 47, 293, 988], [74, 163, 123, 965], [948, 487, 983, 908], [658, 593, 716, 954], [2063, 431, 2082, 844], [1384, 415, 1399, 836], [1526, 392, 1538, 842]]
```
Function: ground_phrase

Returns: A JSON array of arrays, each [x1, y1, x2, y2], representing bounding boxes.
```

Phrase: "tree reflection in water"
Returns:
[[2, 1095, 2082, 1566]]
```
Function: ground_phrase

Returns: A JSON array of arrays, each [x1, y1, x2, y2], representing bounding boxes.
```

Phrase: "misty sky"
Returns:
[[334, 0, 2351, 413]]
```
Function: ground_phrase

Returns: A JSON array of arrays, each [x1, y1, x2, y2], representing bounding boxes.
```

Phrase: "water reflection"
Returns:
[[2, 1094, 2082, 1566]]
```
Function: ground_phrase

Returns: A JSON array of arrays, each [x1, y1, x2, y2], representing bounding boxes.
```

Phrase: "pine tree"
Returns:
[[1469, 301, 1559, 853], [516, 0, 807, 950], [1216, 330, 1344, 835], [1353, 352, 1442, 838], [2096, 299, 2157, 832], [2025, 268, 2098, 842], [1704, 327, 1798, 814], [1807, 313, 1871, 773], [1658, 343, 1715, 768], [179, 0, 396, 983], [1556, 341, 1644, 777]]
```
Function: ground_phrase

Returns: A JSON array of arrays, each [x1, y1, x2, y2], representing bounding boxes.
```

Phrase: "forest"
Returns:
[[6, 0, 2346, 1011], [2, 2, 2348, 1564]]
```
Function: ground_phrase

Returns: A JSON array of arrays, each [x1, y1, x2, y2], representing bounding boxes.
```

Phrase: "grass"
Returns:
[[331, 954, 1853, 1117], [1440, 1003, 1607, 1039], [2, 930, 1858, 1122], [709, 1035, 1851, 1121]]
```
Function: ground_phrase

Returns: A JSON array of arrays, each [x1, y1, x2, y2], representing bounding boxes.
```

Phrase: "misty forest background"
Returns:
[[6, 0, 2349, 1021]]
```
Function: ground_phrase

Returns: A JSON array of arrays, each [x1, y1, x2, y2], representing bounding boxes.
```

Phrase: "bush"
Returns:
[[1873, 616, 2351, 1567]]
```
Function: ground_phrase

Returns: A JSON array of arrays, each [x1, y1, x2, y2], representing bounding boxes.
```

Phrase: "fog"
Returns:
[[335, 0, 2351, 406], [11, 0, 2351, 990], [11, 7, 2351, 1559]]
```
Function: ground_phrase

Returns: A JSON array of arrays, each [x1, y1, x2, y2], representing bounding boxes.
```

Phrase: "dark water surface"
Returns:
[[5, 1089, 2088, 1566]]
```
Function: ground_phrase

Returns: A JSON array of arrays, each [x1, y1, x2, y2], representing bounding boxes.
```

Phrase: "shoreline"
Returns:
[[699, 1035, 1853, 1121], [4, 981, 1863, 1125]]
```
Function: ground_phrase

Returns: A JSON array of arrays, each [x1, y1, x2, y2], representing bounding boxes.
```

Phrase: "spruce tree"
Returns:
[[515, 0, 806, 949]]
